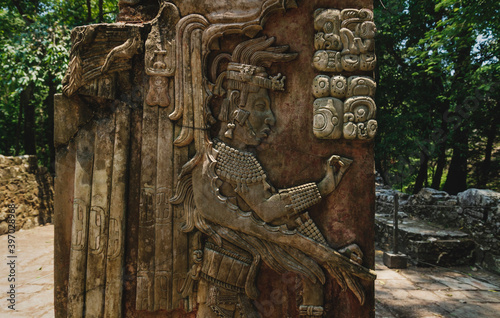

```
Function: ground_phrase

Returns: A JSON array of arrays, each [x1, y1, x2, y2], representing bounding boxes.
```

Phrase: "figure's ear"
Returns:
[[229, 90, 240, 109], [232, 109, 250, 124], [213, 72, 227, 97], [218, 89, 240, 122]]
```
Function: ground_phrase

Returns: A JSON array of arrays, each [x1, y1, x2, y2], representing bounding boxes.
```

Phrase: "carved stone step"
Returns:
[[375, 214, 475, 267]]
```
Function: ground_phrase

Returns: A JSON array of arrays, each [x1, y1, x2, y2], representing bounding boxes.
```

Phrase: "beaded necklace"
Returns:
[[213, 139, 266, 185]]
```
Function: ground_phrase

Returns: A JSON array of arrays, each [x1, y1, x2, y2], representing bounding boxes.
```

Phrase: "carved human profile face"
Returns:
[[236, 86, 276, 147]]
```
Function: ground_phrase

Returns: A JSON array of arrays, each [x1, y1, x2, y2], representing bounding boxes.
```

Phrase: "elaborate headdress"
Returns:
[[211, 36, 297, 125]]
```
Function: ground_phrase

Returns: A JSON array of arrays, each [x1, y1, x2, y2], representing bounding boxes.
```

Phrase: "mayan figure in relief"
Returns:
[[171, 36, 375, 318]]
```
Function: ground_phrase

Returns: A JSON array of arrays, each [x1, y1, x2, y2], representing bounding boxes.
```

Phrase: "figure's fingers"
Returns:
[[347, 244, 363, 259], [351, 254, 363, 265], [340, 157, 353, 167], [328, 155, 340, 166]]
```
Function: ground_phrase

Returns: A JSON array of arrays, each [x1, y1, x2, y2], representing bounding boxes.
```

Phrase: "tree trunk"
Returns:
[[413, 151, 429, 194], [477, 111, 498, 188], [442, 21, 474, 195], [87, 0, 92, 22], [21, 82, 36, 155], [14, 97, 23, 155], [431, 147, 446, 189], [46, 73, 57, 173], [443, 128, 468, 194], [98, 0, 104, 22]]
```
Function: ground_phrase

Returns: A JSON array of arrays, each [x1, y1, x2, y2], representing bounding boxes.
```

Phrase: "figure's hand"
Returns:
[[339, 244, 364, 265], [322, 243, 368, 305], [317, 155, 352, 196]]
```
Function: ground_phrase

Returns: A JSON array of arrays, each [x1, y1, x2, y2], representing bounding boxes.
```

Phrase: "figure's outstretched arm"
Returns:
[[193, 163, 375, 305], [235, 155, 352, 223]]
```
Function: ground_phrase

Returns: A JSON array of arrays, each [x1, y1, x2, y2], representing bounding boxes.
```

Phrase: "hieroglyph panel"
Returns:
[[313, 8, 376, 72], [312, 8, 378, 140]]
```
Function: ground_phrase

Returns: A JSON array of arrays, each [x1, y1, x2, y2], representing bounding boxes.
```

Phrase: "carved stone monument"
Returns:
[[54, 1, 377, 317]]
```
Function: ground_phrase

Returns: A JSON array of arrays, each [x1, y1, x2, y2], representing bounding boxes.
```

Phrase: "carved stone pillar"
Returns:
[[54, 1, 376, 317]]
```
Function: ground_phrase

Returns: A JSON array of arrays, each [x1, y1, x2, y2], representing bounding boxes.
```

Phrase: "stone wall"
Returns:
[[376, 186, 500, 273], [0, 155, 54, 235]]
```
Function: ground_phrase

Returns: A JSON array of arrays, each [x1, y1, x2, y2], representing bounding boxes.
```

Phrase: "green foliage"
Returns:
[[0, 0, 117, 169], [375, 0, 499, 192]]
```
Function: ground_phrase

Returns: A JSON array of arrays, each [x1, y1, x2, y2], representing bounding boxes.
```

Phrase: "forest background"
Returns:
[[0, 0, 498, 195]]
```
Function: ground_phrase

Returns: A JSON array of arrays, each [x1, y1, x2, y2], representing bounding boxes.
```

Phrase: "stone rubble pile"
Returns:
[[0, 155, 54, 235], [376, 184, 500, 274]]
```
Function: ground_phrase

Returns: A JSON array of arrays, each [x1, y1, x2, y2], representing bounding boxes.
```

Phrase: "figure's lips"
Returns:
[[259, 128, 271, 138]]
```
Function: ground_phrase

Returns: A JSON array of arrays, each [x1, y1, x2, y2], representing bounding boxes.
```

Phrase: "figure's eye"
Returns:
[[255, 103, 266, 111]]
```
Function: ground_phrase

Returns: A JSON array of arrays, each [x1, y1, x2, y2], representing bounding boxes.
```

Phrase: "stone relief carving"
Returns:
[[330, 75, 348, 98], [167, 35, 375, 318], [313, 97, 343, 139], [145, 3, 179, 107], [343, 96, 377, 140], [312, 8, 377, 73], [311, 8, 378, 140], [312, 74, 377, 139], [312, 75, 331, 98], [58, 2, 376, 317], [62, 25, 143, 99], [347, 75, 376, 98]]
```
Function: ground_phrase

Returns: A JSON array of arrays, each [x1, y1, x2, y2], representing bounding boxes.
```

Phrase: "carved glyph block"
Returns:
[[313, 9, 342, 50], [346, 76, 376, 98], [341, 54, 361, 72], [330, 75, 347, 98], [312, 8, 376, 72], [360, 53, 377, 71], [343, 96, 377, 140], [313, 97, 343, 139], [340, 8, 374, 30], [313, 50, 343, 72], [314, 9, 341, 33], [312, 75, 331, 98]]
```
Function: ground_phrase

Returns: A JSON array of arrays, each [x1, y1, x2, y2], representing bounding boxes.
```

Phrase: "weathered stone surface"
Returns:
[[55, 1, 376, 317], [376, 185, 500, 274], [0, 155, 54, 235], [407, 239, 475, 267], [383, 252, 408, 269], [54, 141, 76, 318], [54, 94, 93, 148]]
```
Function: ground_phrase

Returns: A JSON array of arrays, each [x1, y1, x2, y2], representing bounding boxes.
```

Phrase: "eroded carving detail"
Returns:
[[311, 9, 377, 140], [62, 25, 143, 99], [347, 76, 376, 98], [145, 3, 179, 107], [71, 199, 88, 251], [312, 74, 377, 139], [343, 96, 377, 140], [88, 206, 106, 255], [312, 8, 377, 73], [313, 97, 343, 139]]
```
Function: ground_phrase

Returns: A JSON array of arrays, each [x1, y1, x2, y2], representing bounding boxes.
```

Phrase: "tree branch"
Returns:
[[11, 0, 35, 24]]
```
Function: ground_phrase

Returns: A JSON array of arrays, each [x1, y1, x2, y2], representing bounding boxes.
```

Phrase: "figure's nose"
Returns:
[[265, 111, 276, 126]]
